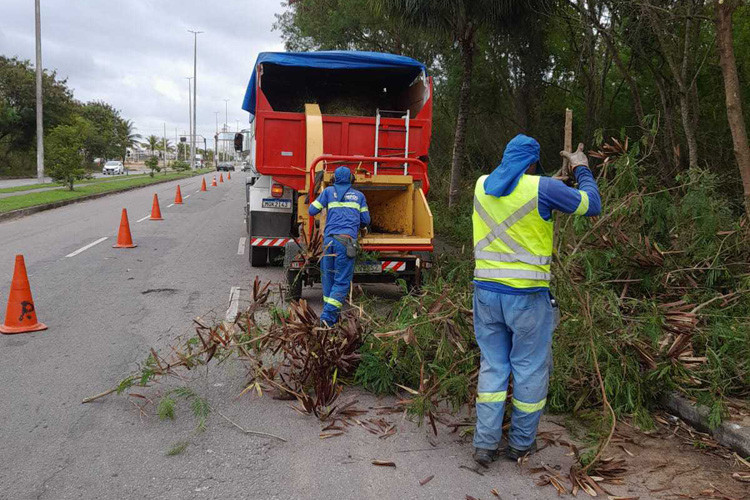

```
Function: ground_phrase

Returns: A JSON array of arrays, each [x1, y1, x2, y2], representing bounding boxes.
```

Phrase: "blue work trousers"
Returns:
[[320, 236, 354, 325], [472, 287, 555, 451]]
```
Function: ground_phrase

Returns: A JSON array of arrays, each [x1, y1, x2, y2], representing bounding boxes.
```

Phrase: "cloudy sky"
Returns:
[[0, 0, 286, 141]]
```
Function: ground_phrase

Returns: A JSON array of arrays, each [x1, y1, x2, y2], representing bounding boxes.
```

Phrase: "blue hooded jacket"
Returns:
[[483, 134, 540, 197], [309, 166, 371, 239]]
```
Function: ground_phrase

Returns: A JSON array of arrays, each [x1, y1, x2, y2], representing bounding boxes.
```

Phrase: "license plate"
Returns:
[[354, 261, 381, 274], [261, 198, 291, 209]]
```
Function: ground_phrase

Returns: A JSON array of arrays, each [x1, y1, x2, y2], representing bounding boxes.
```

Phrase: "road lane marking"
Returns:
[[225, 286, 240, 322], [167, 203, 175, 208], [136, 214, 150, 223], [66, 237, 108, 258], [184, 194, 190, 199], [237, 237, 246, 255]]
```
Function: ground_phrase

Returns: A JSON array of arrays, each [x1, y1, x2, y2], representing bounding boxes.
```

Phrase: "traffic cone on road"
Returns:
[[174, 185, 183, 204], [227, 171, 231, 180], [211, 176, 217, 187], [200, 178, 207, 191], [0, 255, 47, 334], [219, 173, 224, 183], [113, 208, 137, 248], [149, 194, 163, 220]]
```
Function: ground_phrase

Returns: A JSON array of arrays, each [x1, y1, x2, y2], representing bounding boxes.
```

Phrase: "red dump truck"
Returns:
[[239, 51, 434, 299]]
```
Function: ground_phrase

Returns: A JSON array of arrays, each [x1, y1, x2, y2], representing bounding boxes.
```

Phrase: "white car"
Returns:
[[102, 161, 124, 175]]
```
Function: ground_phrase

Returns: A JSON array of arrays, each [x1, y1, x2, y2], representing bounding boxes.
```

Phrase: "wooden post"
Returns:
[[561, 108, 573, 171]]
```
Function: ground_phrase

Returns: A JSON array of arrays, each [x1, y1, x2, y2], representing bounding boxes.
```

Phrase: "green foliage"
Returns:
[[170, 160, 190, 172], [45, 116, 92, 190], [157, 394, 176, 420], [166, 441, 189, 456], [145, 155, 160, 177]]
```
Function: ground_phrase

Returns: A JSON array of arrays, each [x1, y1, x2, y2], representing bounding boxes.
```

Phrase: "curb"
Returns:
[[662, 393, 750, 457], [0, 172, 208, 223]]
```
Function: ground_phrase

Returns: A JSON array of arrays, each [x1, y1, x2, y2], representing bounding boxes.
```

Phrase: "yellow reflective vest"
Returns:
[[472, 174, 553, 289]]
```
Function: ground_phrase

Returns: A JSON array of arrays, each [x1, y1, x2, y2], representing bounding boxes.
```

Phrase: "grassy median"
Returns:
[[0, 169, 212, 214]]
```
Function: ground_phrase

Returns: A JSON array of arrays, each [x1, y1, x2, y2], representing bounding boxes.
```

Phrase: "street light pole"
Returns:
[[188, 29, 203, 170], [214, 111, 220, 166], [185, 76, 192, 163], [223, 99, 230, 131], [35, 0, 44, 183]]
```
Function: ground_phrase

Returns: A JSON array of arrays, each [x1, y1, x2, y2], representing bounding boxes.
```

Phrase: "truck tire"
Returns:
[[250, 246, 268, 267], [268, 247, 284, 266], [286, 270, 303, 301]]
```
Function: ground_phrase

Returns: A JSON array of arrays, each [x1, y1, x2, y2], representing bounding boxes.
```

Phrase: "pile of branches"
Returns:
[[84, 278, 366, 420]]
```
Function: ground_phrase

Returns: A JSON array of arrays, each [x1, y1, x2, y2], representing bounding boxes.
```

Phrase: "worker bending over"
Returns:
[[472, 134, 601, 465], [309, 166, 370, 326]]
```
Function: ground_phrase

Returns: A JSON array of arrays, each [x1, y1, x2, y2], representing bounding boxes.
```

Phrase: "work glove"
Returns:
[[559, 143, 589, 171]]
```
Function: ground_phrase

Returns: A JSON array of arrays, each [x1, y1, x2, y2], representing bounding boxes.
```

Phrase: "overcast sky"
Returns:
[[0, 0, 286, 142]]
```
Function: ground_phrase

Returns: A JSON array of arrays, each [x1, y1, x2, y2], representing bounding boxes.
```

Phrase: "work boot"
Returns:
[[505, 441, 537, 461], [473, 447, 499, 467]]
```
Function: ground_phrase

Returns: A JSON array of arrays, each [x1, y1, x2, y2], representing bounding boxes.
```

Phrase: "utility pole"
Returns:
[[214, 111, 220, 166], [174, 128, 179, 162], [185, 77, 192, 163], [35, 0, 44, 183], [188, 30, 203, 170], [162, 122, 167, 173], [223, 99, 230, 131]]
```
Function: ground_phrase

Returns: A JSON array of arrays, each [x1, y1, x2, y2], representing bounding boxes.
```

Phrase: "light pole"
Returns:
[[185, 76, 192, 163], [223, 99, 230, 131], [214, 111, 220, 166], [35, 0, 44, 183], [188, 29, 203, 169]]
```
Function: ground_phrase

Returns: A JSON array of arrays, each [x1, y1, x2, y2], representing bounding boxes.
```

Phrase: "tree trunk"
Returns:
[[716, 0, 750, 217], [448, 37, 475, 207], [678, 90, 700, 169]]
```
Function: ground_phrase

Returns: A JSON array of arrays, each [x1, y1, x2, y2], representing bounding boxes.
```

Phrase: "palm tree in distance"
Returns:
[[120, 119, 141, 162], [145, 135, 161, 157], [370, 0, 542, 207]]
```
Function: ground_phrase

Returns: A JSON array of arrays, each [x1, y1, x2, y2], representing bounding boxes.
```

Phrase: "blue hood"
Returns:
[[484, 134, 540, 197], [333, 166, 352, 201]]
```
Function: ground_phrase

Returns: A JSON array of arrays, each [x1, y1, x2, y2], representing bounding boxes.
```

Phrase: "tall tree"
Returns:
[[715, 0, 750, 216], [145, 135, 161, 157], [371, 0, 537, 206]]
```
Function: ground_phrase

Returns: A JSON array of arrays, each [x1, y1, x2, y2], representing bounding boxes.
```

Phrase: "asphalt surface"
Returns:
[[0, 176, 644, 499]]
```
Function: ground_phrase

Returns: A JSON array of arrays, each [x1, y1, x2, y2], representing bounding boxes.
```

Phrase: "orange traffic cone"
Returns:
[[0, 255, 47, 334], [149, 194, 163, 220], [219, 173, 224, 183], [113, 208, 137, 248], [174, 185, 183, 204], [211, 176, 217, 187], [227, 171, 231, 180], [201, 178, 207, 191]]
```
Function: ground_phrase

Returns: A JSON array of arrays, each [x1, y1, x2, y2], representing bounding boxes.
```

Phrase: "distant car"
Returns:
[[102, 160, 124, 175], [217, 162, 235, 172]]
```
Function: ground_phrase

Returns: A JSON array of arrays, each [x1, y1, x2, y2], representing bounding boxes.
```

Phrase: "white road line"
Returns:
[[237, 237, 246, 255], [66, 237, 108, 258], [184, 194, 190, 199], [225, 286, 241, 322], [136, 214, 150, 223], [167, 203, 175, 208]]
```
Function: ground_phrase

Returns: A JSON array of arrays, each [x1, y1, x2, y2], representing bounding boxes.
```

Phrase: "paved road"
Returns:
[[0, 176, 638, 499]]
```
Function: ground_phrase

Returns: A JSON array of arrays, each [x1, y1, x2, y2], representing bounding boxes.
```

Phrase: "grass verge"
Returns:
[[0, 169, 211, 214], [0, 172, 153, 194]]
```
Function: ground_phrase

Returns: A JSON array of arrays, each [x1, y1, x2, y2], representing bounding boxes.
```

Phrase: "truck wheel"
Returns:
[[268, 247, 284, 267], [286, 270, 303, 301], [250, 246, 268, 267]]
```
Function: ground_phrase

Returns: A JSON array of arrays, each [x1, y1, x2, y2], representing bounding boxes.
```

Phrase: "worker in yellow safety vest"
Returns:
[[472, 134, 601, 466]]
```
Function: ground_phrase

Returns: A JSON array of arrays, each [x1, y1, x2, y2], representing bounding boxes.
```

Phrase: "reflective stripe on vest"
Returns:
[[473, 175, 553, 288], [328, 201, 361, 210]]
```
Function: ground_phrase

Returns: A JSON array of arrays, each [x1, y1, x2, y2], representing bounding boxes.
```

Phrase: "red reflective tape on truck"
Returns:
[[250, 237, 292, 247], [381, 261, 406, 272]]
